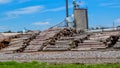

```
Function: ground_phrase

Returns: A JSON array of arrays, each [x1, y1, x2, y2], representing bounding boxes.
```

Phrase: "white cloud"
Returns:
[[0, 0, 12, 4], [0, 26, 8, 30], [6, 5, 44, 17], [99, 1, 120, 8], [18, 0, 31, 3], [0, 16, 16, 21], [45, 18, 52, 21], [32, 22, 50, 26], [100, 3, 116, 6], [43, 7, 65, 12], [115, 18, 120, 23], [43, 5, 73, 12], [111, 6, 120, 8]]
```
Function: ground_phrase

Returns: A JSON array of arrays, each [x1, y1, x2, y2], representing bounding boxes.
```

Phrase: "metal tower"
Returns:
[[66, 0, 69, 27]]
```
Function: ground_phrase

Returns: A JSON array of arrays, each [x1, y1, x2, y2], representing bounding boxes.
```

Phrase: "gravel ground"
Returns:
[[0, 51, 120, 64]]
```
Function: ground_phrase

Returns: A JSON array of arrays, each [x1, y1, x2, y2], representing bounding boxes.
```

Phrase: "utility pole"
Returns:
[[113, 22, 115, 30], [66, 0, 69, 27]]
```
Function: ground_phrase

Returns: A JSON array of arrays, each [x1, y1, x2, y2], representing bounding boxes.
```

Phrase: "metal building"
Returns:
[[74, 8, 88, 31]]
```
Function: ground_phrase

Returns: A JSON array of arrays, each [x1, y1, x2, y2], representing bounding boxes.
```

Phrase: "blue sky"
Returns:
[[0, 0, 120, 32]]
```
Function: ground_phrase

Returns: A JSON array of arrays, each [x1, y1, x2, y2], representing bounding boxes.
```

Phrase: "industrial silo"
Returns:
[[74, 8, 88, 31]]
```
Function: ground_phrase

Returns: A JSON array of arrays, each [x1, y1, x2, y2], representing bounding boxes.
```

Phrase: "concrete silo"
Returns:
[[74, 8, 88, 31]]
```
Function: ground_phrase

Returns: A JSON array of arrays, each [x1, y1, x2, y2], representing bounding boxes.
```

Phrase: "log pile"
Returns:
[[113, 38, 120, 49], [42, 28, 119, 51], [0, 31, 40, 53], [0, 34, 11, 50], [43, 40, 71, 51], [71, 31, 120, 51], [1, 28, 120, 53], [24, 28, 62, 52], [89, 32, 120, 48], [42, 28, 77, 51], [24, 28, 76, 52]]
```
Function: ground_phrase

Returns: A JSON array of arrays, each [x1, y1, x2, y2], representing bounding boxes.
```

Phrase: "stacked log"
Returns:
[[1, 29, 120, 52], [0, 31, 40, 53], [43, 40, 71, 51], [15, 32, 40, 53], [0, 34, 11, 49], [43, 28, 78, 51], [103, 35, 119, 48], [89, 32, 120, 48], [113, 37, 120, 49], [24, 28, 62, 52], [24, 28, 76, 52], [70, 31, 119, 51]]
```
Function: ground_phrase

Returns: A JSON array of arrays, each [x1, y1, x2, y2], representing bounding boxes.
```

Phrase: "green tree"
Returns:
[[4, 30, 13, 33], [17, 31, 23, 33]]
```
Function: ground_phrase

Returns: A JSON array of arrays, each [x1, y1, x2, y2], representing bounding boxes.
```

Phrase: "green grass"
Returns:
[[0, 61, 120, 68]]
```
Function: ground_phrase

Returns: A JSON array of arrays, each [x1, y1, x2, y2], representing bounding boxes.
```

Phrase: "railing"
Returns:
[[49, 19, 67, 29]]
